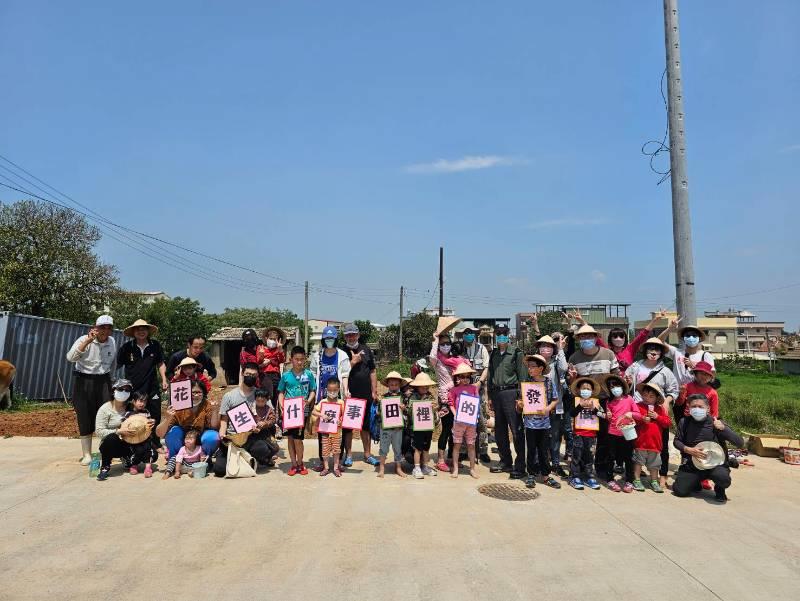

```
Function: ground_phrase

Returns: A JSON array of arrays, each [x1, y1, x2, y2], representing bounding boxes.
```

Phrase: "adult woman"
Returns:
[[624, 337, 679, 487], [672, 394, 743, 503], [156, 380, 221, 459], [536, 334, 571, 477], [96, 379, 147, 481], [429, 332, 468, 471]]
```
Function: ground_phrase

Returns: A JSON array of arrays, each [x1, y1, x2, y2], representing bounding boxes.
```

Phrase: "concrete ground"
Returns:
[[0, 437, 798, 601]]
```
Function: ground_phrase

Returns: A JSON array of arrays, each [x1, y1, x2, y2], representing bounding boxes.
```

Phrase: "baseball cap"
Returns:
[[95, 315, 114, 327], [342, 323, 359, 335], [322, 325, 338, 339], [112, 378, 133, 390]]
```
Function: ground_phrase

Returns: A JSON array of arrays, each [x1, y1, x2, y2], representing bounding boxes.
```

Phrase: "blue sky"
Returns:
[[1, 1, 798, 330]]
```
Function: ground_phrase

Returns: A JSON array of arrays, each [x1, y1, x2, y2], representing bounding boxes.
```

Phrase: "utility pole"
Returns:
[[664, 0, 697, 326], [304, 280, 309, 350], [399, 286, 404, 359], [438, 246, 444, 317]]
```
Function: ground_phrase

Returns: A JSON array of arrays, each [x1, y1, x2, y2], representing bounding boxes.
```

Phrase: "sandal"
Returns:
[[320, 468, 330, 477], [436, 461, 450, 472], [622, 482, 634, 494], [333, 467, 342, 478], [543, 476, 561, 489], [608, 481, 622, 493]]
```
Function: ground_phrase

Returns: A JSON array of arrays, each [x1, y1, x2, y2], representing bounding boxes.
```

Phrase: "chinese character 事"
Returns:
[[385, 403, 400, 418], [415, 405, 432, 421], [346, 404, 362, 419]]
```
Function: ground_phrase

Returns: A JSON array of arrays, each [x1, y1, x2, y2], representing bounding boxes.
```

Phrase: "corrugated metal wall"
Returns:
[[0, 312, 124, 400]]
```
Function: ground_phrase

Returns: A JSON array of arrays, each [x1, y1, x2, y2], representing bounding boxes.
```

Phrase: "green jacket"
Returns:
[[488, 345, 527, 389]]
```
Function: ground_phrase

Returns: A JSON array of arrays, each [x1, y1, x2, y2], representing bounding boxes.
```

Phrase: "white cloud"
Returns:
[[405, 155, 525, 174], [780, 144, 800, 153], [591, 270, 606, 282], [526, 218, 609, 230]]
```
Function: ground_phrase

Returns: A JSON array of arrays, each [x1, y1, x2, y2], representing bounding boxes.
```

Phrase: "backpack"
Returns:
[[369, 402, 381, 442]]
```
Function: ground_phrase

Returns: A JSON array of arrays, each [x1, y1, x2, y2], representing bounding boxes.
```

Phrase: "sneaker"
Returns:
[[421, 465, 436, 476], [365, 456, 380, 466], [608, 480, 622, 492], [287, 466, 298, 477], [509, 471, 525, 480], [490, 464, 512, 473], [524, 476, 536, 488], [312, 463, 324, 473], [412, 466, 424, 479], [586, 478, 601, 490], [651, 480, 664, 494], [569, 478, 584, 490], [436, 461, 450, 472], [543, 476, 562, 489], [343, 456, 354, 467], [713, 486, 728, 503], [97, 467, 110, 481], [129, 465, 139, 475], [622, 482, 634, 494], [144, 464, 154, 478], [632, 479, 646, 492], [299, 464, 309, 476]]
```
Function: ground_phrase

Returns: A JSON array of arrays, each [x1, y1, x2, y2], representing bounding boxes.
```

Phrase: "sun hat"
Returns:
[[342, 323, 360, 336], [692, 441, 726, 470], [123, 319, 158, 337], [536, 335, 558, 349], [322, 325, 338, 339], [95, 315, 113, 327], [524, 354, 551, 373], [402, 377, 413, 386], [641, 337, 669, 354], [575, 324, 598, 337], [177, 357, 200, 369], [636, 381, 666, 403], [569, 376, 600, 397], [262, 326, 286, 342], [119, 414, 153, 445], [435, 316, 462, 336], [382, 370, 405, 386], [415, 358, 429, 370], [679, 325, 706, 342], [452, 363, 476, 378], [692, 361, 715, 379], [112, 378, 133, 390], [409, 372, 436, 388], [602, 373, 630, 396]]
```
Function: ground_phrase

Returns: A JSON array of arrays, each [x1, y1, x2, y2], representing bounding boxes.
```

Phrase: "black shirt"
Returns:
[[342, 344, 375, 401], [674, 416, 744, 458], [166, 350, 218, 381], [117, 339, 165, 395]]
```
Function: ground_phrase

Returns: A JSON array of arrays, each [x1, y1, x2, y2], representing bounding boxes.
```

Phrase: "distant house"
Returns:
[[517, 304, 631, 345], [129, 291, 171, 304], [207, 326, 300, 386], [307, 318, 346, 353], [453, 317, 511, 351]]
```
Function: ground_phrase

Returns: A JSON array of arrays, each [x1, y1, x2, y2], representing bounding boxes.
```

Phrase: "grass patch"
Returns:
[[718, 371, 800, 437], [3, 393, 70, 413], [377, 359, 413, 381]]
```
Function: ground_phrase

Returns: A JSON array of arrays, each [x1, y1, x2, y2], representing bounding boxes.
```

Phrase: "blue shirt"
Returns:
[[522, 376, 559, 430], [277, 369, 316, 400], [318, 352, 338, 396]]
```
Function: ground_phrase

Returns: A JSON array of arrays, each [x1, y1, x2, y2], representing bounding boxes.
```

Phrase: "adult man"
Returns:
[[166, 335, 217, 381], [461, 326, 491, 463], [117, 319, 168, 423], [213, 362, 273, 477], [487, 324, 528, 478], [340, 323, 379, 466], [66, 314, 117, 465]]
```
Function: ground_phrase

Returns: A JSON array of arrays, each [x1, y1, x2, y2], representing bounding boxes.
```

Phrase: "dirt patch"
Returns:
[[0, 409, 79, 437]]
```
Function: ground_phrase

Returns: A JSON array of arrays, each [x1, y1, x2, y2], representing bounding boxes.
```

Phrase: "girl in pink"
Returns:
[[163, 429, 206, 479], [429, 331, 470, 471], [602, 375, 640, 492], [447, 363, 480, 479]]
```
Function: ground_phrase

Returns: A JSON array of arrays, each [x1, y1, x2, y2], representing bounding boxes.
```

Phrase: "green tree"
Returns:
[[203, 306, 309, 347], [378, 312, 437, 361], [0, 200, 119, 322], [354, 319, 377, 343]]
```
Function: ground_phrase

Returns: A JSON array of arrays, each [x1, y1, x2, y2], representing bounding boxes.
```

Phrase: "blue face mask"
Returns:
[[684, 335, 700, 347], [496, 335, 509, 344], [463, 334, 476, 343], [579, 339, 596, 351]]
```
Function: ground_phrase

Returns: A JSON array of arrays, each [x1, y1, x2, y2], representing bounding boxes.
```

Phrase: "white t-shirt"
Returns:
[[667, 345, 715, 386]]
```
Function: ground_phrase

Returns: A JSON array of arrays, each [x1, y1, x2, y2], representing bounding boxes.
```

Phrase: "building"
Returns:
[[207, 326, 300, 386], [704, 309, 785, 355], [634, 311, 738, 357], [452, 317, 511, 350], [306, 318, 346, 353], [422, 308, 456, 317], [128, 291, 171, 304], [517, 304, 630, 345]]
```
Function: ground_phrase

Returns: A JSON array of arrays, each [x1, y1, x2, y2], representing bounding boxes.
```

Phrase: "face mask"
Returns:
[[496, 335, 509, 344], [327, 391, 339, 400], [579, 389, 592, 399], [266, 339, 278, 349], [684, 335, 700, 347], [323, 338, 336, 349], [610, 386, 623, 398], [538, 346, 553, 358], [346, 340, 359, 349], [243, 375, 257, 387], [114, 390, 130, 402], [690, 407, 708, 421], [463, 333, 476, 343], [439, 344, 451, 354], [579, 339, 596, 351]]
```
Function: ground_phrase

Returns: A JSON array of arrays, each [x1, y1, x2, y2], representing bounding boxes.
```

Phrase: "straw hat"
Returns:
[[123, 319, 158, 338], [119, 414, 153, 445], [227, 431, 252, 447], [692, 441, 726, 470], [602, 373, 630, 396], [524, 354, 551, 373], [575, 324, 598, 337], [636, 381, 666, 404], [452, 363, 476, 378], [409, 372, 436, 388], [435, 316, 462, 336], [679, 325, 706, 342], [536, 335, 558, 349], [402, 377, 413, 386], [641, 337, 669, 354], [382, 371, 405, 386], [262, 326, 286, 342], [177, 357, 200, 369], [569, 376, 600, 397]]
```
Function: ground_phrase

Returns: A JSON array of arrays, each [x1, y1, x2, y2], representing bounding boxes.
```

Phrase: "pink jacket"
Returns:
[[429, 341, 470, 404], [606, 395, 640, 437], [597, 329, 651, 373]]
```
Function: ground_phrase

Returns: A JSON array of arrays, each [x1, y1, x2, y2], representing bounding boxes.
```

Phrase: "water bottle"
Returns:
[[88, 452, 101, 478]]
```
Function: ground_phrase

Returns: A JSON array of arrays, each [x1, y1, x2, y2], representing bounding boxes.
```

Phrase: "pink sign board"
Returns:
[[282, 396, 305, 430], [227, 403, 257, 434], [380, 396, 404, 429], [317, 402, 341, 434], [341, 398, 367, 430], [411, 400, 434, 432], [521, 382, 547, 415], [574, 405, 600, 431], [169, 379, 193, 411], [455, 392, 480, 426]]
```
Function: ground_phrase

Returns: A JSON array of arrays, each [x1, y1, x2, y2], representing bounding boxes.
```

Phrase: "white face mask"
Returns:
[[579, 389, 592, 399], [323, 338, 336, 349], [346, 340, 359, 349], [439, 344, 451, 354], [114, 390, 130, 402], [327, 391, 339, 400], [266, 339, 278, 349], [690, 407, 708, 421], [610, 386, 624, 398], [538, 346, 553, 359]]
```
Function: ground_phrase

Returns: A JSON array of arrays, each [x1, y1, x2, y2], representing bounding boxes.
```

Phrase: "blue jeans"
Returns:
[[165, 425, 220, 458], [550, 413, 574, 466]]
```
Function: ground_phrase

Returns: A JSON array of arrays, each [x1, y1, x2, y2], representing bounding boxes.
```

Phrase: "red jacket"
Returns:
[[676, 382, 719, 418], [634, 403, 672, 452]]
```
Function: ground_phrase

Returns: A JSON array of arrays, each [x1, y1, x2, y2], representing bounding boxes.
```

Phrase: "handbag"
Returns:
[[225, 443, 256, 478]]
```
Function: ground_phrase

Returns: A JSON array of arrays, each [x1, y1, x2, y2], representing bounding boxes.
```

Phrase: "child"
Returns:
[[407, 372, 438, 478], [568, 377, 606, 490], [448, 363, 480, 479], [429, 332, 471, 472], [124, 391, 159, 477], [312, 377, 345, 477], [632, 382, 672, 493], [171, 356, 212, 394], [378, 371, 407, 479], [250, 387, 279, 468], [162, 428, 206, 479], [602, 375, 638, 493], [260, 327, 287, 394], [519, 355, 561, 489], [277, 346, 316, 476], [675, 361, 719, 420]]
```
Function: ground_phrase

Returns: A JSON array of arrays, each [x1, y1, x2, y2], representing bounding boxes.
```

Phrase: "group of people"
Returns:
[[66, 312, 744, 502]]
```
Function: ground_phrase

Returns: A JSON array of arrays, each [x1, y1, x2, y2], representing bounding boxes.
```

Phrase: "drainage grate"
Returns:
[[477, 483, 540, 501]]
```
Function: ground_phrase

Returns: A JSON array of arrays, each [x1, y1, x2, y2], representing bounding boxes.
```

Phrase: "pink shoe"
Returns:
[[129, 465, 139, 475], [436, 461, 450, 472], [608, 480, 621, 492], [144, 464, 154, 478], [622, 482, 634, 493]]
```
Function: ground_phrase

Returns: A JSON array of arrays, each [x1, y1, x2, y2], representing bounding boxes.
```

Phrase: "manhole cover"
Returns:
[[477, 483, 540, 501]]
